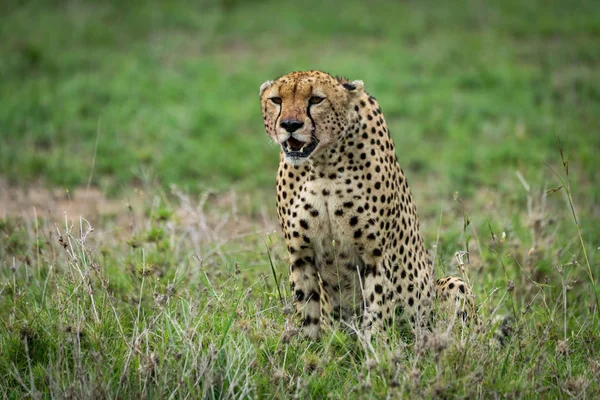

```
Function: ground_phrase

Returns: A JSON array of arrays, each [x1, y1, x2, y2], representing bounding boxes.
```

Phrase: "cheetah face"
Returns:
[[260, 71, 364, 166]]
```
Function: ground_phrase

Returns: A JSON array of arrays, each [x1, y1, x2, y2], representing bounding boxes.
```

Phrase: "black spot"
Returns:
[[349, 216, 358, 226], [459, 284, 465, 293], [308, 291, 320, 302], [295, 290, 305, 302], [353, 229, 362, 238], [302, 317, 318, 326], [299, 219, 309, 229], [372, 248, 382, 257], [294, 258, 306, 268], [365, 265, 376, 276], [375, 284, 383, 294]]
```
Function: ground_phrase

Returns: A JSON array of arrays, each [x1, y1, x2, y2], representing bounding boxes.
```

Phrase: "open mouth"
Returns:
[[282, 136, 318, 159]]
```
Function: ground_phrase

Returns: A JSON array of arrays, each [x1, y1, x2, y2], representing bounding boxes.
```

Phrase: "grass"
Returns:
[[1, 174, 598, 398], [1, 0, 599, 194], [1, 0, 599, 398]]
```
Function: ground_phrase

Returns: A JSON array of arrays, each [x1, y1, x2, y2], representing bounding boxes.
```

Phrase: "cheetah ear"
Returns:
[[342, 80, 364, 95], [259, 80, 274, 97]]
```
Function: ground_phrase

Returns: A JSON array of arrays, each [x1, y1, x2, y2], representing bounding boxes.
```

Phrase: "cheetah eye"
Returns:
[[309, 96, 325, 105], [270, 97, 282, 105]]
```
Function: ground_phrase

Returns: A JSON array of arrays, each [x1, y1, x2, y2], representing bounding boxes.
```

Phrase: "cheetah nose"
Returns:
[[280, 119, 304, 133]]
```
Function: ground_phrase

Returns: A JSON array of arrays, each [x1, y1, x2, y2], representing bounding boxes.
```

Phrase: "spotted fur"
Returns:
[[260, 70, 475, 339]]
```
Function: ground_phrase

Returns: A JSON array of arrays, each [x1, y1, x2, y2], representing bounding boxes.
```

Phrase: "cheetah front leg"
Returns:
[[289, 252, 324, 339], [359, 259, 390, 342]]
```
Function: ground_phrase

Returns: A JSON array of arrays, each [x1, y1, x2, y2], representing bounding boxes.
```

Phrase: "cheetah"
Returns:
[[260, 70, 475, 340]]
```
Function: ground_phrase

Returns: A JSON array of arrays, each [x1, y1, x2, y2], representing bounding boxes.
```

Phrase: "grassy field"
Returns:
[[1, 0, 599, 398]]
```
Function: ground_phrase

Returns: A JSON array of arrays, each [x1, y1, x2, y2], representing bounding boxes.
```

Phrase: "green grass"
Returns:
[[1, 0, 599, 397], [1, 0, 599, 194], [1, 172, 598, 398]]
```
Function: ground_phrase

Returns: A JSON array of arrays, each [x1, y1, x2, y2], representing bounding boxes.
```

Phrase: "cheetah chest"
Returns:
[[297, 178, 364, 303]]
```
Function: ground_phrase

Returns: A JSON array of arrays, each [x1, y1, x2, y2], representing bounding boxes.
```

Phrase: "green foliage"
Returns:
[[1, 173, 599, 397], [1, 0, 599, 195]]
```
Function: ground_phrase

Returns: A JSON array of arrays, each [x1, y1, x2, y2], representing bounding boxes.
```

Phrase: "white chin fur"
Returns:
[[285, 155, 309, 166]]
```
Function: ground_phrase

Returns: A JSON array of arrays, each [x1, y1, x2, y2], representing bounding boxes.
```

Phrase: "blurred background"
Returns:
[[0, 0, 598, 199]]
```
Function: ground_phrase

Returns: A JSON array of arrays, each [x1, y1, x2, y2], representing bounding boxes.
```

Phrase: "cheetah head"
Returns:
[[260, 70, 364, 166]]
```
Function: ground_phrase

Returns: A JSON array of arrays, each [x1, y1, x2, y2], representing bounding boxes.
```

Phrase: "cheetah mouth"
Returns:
[[282, 136, 318, 159]]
